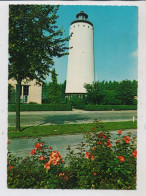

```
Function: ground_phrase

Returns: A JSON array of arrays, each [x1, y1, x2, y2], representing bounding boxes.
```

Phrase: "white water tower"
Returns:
[[65, 11, 95, 96]]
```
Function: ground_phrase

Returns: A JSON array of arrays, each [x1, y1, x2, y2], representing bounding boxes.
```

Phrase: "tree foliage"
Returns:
[[42, 68, 61, 104], [84, 80, 137, 105], [9, 5, 69, 130], [42, 71, 67, 104], [9, 5, 69, 82]]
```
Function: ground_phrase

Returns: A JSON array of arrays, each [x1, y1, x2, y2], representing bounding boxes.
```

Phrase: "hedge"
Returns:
[[8, 104, 72, 112], [84, 105, 137, 111]]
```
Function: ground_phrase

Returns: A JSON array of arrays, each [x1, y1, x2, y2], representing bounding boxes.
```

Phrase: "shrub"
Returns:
[[8, 104, 72, 112], [8, 139, 69, 189], [70, 95, 86, 109], [84, 105, 137, 111], [29, 102, 38, 104], [8, 122, 137, 189], [66, 126, 137, 189]]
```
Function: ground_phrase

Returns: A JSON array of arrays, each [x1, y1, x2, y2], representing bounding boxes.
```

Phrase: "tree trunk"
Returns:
[[16, 79, 21, 131]]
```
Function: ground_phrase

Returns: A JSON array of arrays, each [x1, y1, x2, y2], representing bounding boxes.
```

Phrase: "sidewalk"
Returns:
[[8, 129, 137, 159]]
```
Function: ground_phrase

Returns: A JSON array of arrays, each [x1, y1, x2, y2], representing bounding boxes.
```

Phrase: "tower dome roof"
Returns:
[[76, 11, 88, 20], [71, 11, 93, 27]]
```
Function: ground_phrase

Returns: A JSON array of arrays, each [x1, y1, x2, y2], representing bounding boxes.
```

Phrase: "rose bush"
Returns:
[[8, 123, 137, 189], [66, 123, 137, 189], [8, 138, 69, 189]]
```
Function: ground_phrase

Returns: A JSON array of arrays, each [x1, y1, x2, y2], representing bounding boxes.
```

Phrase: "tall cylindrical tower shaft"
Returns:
[[65, 11, 94, 94]]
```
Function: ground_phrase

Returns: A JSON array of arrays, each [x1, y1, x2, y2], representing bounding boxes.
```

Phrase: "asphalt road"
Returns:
[[8, 109, 137, 126]]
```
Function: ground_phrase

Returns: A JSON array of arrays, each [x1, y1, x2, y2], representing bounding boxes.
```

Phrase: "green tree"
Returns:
[[84, 82, 104, 105], [117, 80, 137, 105], [47, 68, 60, 104], [84, 80, 137, 105], [102, 90, 119, 105], [9, 5, 69, 131], [58, 80, 67, 104], [42, 70, 64, 104], [51, 68, 59, 103]]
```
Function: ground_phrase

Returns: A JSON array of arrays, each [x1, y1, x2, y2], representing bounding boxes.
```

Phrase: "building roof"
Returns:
[[71, 11, 93, 27]]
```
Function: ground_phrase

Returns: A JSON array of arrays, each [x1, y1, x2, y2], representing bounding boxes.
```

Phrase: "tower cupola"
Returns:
[[71, 11, 93, 26], [76, 11, 88, 20]]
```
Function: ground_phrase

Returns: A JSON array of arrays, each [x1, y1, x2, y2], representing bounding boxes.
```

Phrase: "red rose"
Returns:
[[125, 139, 130, 144], [92, 127, 96, 130], [106, 140, 110, 144], [30, 149, 35, 155], [85, 152, 90, 159], [59, 173, 64, 177], [97, 133, 103, 137], [39, 156, 45, 160], [132, 150, 137, 158], [93, 172, 97, 176], [44, 162, 51, 170], [118, 156, 125, 162], [35, 143, 40, 149], [85, 152, 94, 160], [91, 155, 95, 160], [61, 159, 64, 163], [65, 176, 68, 180], [106, 140, 111, 146], [118, 130, 122, 135], [123, 136, 130, 144], [39, 146, 42, 151], [8, 141, 10, 144], [9, 166, 14, 170], [93, 147, 96, 151], [103, 136, 106, 139], [50, 146, 52, 150], [108, 143, 112, 148]]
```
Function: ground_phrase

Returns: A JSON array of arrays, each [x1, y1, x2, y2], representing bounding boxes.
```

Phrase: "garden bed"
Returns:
[[8, 125, 137, 189]]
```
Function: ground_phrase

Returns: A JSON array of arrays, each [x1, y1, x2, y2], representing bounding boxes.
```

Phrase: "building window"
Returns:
[[23, 85, 29, 96], [20, 85, 29, 103]]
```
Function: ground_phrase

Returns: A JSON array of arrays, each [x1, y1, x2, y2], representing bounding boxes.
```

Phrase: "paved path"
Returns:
[[8, 129, 137, 159], [8, 109, 137, 126]]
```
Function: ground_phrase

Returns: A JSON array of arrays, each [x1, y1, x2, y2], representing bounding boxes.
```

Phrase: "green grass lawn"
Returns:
[[8, 121, 137, 139]]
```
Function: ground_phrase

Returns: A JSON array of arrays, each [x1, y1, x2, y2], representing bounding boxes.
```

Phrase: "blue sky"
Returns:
[[47, 5, 138, 84]]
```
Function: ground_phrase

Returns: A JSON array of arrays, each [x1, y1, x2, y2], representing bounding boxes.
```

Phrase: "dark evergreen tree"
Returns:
[[49, 68, 60, 104]]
